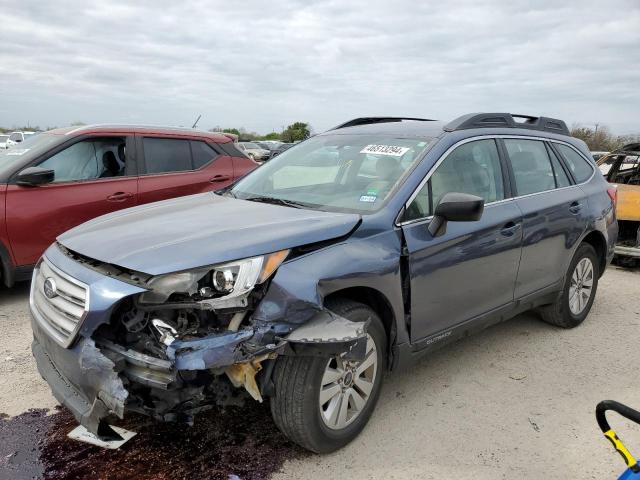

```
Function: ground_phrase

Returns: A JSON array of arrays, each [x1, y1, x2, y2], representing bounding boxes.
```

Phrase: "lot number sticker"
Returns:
[[360, 144, 410, 157]]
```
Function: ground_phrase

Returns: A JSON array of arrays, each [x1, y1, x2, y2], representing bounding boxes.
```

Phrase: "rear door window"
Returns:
[[143, 138, 192, 174], [547, 146, 571, 188], [555, 144, 594, 183], [504, 139, 556, 196]]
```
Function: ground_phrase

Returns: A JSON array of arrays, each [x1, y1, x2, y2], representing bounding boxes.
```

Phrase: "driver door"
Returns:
[[5, 135, 137, 266], [399, 139, 523, 342]]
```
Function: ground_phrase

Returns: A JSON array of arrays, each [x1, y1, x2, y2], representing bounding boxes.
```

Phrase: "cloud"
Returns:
[[0, 0, 638, 133]]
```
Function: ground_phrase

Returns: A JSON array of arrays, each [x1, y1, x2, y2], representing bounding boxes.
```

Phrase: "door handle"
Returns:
[[107, 192, 134, 202], [569, 202, 582, 214], [210, 174, 232, 183], [500, 221, 521, 237]]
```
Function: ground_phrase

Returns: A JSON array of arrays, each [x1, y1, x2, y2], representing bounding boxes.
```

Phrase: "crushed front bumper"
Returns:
[[32, 321, 127, 438], [33, 313, 367, 439]]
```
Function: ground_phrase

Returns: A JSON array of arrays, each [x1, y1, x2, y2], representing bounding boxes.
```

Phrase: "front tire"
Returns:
[[538, 243, 599, 328], [270, 299, 386, 453]]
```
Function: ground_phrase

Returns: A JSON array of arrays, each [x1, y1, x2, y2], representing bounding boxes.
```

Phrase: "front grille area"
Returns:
[[31, 258, 89, 348]]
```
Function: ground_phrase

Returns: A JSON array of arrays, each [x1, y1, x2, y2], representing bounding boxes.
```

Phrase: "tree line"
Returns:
[[0, 121, 312, 144], [570, 124, 639, 152], [3, 120, 638, 152], [213, 121, 311, 143]]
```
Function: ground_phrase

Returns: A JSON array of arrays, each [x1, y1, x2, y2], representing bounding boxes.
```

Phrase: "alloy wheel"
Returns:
[[318, 334, 377, 430], [569, 257, 594, 315]]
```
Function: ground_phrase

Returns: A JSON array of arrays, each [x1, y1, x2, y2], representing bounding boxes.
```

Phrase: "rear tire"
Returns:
[[270, 298, 386, 453], [538, 243, 599, 328]]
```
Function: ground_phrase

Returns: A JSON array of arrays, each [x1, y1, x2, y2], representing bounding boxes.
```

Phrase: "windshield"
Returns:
[[243, 142, 261, 149], [231, 134, 434, 213]]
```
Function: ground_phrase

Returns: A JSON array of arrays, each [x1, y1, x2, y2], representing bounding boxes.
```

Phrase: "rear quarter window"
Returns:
[[191, 141, 219, 169], [556, 144, 594, 183]]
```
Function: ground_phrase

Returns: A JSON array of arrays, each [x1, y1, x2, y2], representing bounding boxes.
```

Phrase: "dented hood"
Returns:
[[58, 192, 361, 275]]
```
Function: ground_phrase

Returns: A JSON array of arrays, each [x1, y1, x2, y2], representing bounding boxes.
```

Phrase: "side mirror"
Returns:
[[428, 192, 484, 237], [16, 167, 55, 186]]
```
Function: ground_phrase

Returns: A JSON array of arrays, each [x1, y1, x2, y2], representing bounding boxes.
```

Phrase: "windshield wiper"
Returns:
[[243, 195, 313, 209]]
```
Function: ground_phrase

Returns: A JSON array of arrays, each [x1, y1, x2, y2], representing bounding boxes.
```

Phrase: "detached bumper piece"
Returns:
[[283, 310, 368, 360], [68, 425, 137, 449]]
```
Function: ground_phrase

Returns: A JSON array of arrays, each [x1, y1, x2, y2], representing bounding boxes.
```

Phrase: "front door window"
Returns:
[[38, 137, 127, 182], [404, 139, 504, 222]]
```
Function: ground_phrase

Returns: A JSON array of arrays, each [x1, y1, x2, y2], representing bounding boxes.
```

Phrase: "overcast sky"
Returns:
[[1, 0, 638, 134]]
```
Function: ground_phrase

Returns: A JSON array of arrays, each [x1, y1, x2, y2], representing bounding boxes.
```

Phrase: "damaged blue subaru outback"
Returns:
[[31, 114, 617, 453]]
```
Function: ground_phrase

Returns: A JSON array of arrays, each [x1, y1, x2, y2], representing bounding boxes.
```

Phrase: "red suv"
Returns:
[[0, 125, 258, 286]]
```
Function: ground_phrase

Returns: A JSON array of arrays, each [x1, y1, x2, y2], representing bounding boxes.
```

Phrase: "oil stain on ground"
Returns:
[[0, 403, 305, 480]]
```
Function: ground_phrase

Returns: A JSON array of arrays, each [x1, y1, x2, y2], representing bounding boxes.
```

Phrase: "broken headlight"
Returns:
[[139, 250, 289, 305]]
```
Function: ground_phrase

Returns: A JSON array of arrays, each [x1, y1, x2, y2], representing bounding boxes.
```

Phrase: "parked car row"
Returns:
[[0, 130, 38, 149], [0, 125, 258, 286], [235, 140, 295, 162], [7, 130, 38, 148], [26, 113, 616, 454]]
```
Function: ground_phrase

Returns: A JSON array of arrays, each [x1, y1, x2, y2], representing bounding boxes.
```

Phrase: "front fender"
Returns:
[[252, 230, 406, 343]]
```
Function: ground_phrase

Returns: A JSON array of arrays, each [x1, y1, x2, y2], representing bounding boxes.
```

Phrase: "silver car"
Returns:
[[237, 142, 270, 162]]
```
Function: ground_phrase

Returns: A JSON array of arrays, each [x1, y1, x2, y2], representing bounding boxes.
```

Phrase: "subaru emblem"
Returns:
[[43, 277, 57, 299]]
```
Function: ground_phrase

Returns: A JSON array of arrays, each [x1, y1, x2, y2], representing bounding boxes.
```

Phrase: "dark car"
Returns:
[[253, 141, 282, 152], [269, 142, 294, 159], [0, 125, 257, 286], [31, 113, 617, 454]]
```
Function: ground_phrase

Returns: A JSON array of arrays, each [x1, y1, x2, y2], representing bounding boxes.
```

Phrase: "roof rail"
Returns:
[[331, 117, 436, 130], [444, 113, 570, 136]]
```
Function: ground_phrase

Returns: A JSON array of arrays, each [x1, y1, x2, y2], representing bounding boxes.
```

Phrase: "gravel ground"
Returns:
[[1, 267, 639, 479]]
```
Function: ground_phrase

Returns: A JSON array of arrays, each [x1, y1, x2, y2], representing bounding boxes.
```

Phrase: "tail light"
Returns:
[[607, 187, 617, 208]]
